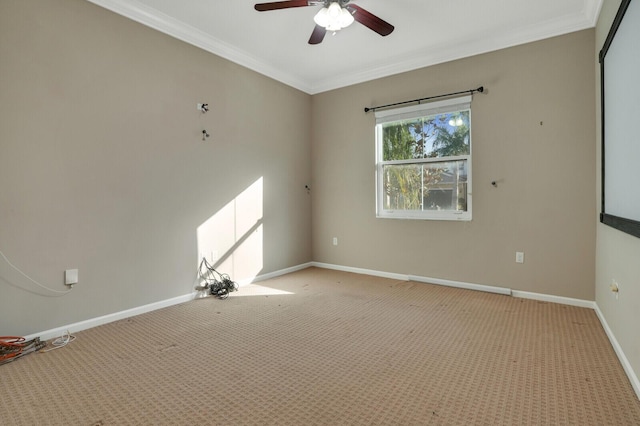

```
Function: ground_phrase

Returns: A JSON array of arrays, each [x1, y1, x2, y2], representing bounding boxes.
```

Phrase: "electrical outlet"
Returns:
[[333, 237, 338, 246], [515, 252, 524, 264], [65, 269, 78, 286]]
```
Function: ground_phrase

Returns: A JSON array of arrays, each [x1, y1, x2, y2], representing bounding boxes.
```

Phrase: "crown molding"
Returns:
[[585, 0, 605, 27], [309, 6, 601, 93], [87, 0, 602, 95], [86, 0, 313, 93]]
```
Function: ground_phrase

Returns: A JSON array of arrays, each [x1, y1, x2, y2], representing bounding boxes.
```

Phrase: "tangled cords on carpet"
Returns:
[[0, 336, 46, 365], [197, 257, 238, 299]]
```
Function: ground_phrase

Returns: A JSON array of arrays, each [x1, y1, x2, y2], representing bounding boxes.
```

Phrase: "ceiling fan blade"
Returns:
[[254, 1, 321, 12], [308, 24, 327, 44], [346, 4, 394, 36]]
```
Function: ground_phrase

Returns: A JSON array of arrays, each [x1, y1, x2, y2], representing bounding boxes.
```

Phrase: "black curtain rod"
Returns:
[[364, 86, 484, 113]]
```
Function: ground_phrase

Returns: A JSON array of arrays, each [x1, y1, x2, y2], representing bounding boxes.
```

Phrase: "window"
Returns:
[[375, 95, 472, 220]]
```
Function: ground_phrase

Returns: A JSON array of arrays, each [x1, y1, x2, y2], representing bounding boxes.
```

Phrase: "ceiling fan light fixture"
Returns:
[[338, 7, 354, 27], [313, 8, 329, 27], [314, 2, 354, 31]]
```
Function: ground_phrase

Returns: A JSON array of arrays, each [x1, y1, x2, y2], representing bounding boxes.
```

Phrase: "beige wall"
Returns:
[[311, 30, 596, 300], [0, 0, 312, 336], [0, 0, 607, 341], [595, 0, 640, 392]]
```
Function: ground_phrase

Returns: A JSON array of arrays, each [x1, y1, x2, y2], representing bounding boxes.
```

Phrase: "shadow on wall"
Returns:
[[196, 177, 265, 284]]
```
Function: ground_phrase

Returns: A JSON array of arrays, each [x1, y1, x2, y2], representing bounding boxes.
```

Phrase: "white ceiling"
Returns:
[[87, 0, 603, 94]]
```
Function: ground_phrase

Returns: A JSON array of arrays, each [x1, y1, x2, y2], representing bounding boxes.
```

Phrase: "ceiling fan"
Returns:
[[254, 0, 394, 45]]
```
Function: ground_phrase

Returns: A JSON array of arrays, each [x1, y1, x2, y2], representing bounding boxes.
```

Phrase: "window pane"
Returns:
[[381, 110, 470, 161], [381, 163, 423, 210], [382, 160, 468, 212], [382, 118, 424, 161]]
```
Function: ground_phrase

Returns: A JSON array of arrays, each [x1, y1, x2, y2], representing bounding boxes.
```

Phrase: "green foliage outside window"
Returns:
[[381, 111, 470, 212]]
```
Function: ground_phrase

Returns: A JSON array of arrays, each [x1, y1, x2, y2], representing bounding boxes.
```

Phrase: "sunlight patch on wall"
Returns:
[[197, 177, 264, 283]]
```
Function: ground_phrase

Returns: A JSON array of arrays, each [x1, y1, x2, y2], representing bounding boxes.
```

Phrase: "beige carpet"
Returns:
[[2, 267, 639, 425]]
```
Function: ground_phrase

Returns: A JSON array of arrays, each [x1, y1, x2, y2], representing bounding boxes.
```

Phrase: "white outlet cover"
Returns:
[[65, 269, 79, 285]]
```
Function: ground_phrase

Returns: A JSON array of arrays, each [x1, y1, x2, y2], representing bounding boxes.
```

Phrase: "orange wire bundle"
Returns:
[[0, 336, 46, 365]]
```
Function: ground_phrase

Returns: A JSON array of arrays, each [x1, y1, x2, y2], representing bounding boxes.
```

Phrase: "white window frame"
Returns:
[[375, 95, 472, 221]]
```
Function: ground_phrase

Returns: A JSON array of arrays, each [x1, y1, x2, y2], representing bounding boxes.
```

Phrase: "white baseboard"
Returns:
[[408, 274, 512, 296], [311, 262, 408, 281], [25, 292, 196, 341], [593, 304, 640, 400], [313, 262, 600, 307], [511, 290, 597, 309], [26, 262, 314, 342]]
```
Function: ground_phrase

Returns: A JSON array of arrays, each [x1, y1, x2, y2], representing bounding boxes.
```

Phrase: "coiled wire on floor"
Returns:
[[197, 257, 238, 299]]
